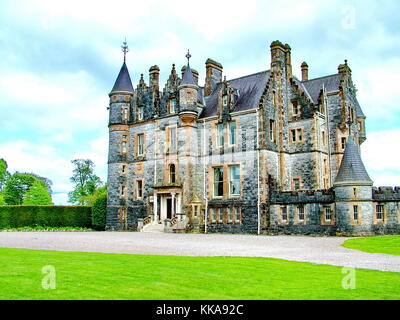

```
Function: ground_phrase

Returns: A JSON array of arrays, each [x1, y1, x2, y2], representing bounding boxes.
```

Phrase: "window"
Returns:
[[121, 141, 127, 153], [227, 208, 233, 222], [121, 135, 128, 154], [186, 91, 194, 104], [269, 119, 276, 143], [137, 106, 144, 121], [293, 178, 300, 191], [292, 99, 299, 116], [216, 123, 224, 147], [322, 131, 326, 146], [229, 165, 240, 196], [213, 167, 224, 197], [235, 207, 241, 223], [341, 137, 347, 150], [122, 107, 129, 121], [229, 121, 236, 145], [353, 205, 359, 221], [121, 164, 126, 174], [223, 95, 228, 107], [353, 188, 357, 197], [298, 206, 305, 221], [137, 133, 144, 156], [323, 159, 329, 174], [210, 208, 216, 223], [137, 180, 143, 199], [324, 206, 332, 221], [290, 128, 303, 143], [169, 127, 177, 152], [281, 206, 288, 221], [218, 208, 223, 223], [169, 164, 176, 184], [169, 99, 176, 114], [193, 205, 199, 218], [376, 205, 384, 220], [120, 185, 126, 197]]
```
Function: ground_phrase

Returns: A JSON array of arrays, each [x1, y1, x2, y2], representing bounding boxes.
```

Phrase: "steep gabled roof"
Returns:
[[110, 62, 134, 93], [199, 70, 270, 118], [301, 74, 341, 103], [334, 136, 373, 186]]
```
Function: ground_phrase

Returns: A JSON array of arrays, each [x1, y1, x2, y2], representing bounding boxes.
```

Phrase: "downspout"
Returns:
[[256, 109, 261, 235], [154, 125, 157, 223], [323, 84, 333, 186], [203, 119, 208, 234]]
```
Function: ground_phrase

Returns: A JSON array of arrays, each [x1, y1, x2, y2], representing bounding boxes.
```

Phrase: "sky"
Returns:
[[0, 0, 399, 204]]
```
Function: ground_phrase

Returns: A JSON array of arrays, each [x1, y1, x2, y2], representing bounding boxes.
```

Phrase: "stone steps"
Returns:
[[141, 223, 164, 233]]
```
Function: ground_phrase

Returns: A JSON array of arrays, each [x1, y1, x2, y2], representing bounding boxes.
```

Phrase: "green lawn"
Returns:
[[343, 235, 400, 256], [0, 248, 399, 300]]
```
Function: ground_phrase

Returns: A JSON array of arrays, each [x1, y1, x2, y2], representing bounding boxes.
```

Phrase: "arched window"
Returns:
[[169, 164, 176, 184]]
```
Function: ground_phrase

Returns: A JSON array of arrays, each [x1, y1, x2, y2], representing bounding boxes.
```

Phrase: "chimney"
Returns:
[[270, 40, 286, 71], [284, 43, 292, 79], [301, 62, 309, 81], [204, 58, 223, 96], [149, 65, 160, 91], [338, 59, 351, 74]]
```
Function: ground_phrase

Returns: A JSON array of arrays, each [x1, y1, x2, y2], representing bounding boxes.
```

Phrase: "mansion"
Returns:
[[106, 40, 400, 235]]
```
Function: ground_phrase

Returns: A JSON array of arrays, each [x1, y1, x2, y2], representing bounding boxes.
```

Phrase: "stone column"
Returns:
[[154, 192, 158, 224], [171, 192, 176, 218]]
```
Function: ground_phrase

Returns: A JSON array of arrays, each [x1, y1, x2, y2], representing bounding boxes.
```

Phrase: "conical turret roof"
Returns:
[[110, 62, 134, 93], [334, 136, 373, 186], [181, 62, 197, 85]]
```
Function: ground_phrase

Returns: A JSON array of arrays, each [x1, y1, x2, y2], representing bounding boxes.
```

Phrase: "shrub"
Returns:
[[0, 206, 92, 229], [91, 193, 107, 230]]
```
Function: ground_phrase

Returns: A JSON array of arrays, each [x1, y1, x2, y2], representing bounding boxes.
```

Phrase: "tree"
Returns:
[[91, 191, 107, 230], [68, 159, 103, 205], [3, 172, 53, 205], [0, 159, 10, 191], [22, 180, 53, 205]]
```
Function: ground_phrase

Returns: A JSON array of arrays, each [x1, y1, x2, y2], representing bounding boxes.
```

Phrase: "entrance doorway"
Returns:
[[166, 198, 172, 219]]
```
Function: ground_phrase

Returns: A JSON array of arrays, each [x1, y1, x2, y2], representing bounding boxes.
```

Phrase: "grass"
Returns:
[[343, 235, 400, 256], [0, 248, 399, 300]]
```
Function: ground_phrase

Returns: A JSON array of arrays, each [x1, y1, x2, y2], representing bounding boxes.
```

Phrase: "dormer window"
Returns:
[[292, 99, 300, 117], [137, 106, 144, 121], [169, 99, 176, 114]]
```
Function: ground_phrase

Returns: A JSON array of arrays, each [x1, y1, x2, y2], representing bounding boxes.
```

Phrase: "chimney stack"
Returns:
[[204, 58, 223, 96], [301, 62, 309, 81], [149, 65, 160, 91]]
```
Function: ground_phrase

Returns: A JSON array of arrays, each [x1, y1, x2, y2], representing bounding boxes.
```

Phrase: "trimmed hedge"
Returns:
[[92, 194, 107, 230], [0, 206, 92, 229]]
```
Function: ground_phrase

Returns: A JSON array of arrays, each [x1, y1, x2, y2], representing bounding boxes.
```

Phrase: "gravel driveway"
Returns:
[[0, 232, 399, 273]]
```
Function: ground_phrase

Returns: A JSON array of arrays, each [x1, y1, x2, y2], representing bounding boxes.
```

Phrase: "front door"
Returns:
[[166, 198, 172, 219]]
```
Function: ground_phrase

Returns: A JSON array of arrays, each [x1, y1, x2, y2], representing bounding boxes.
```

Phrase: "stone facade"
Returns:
[[106, 40, 400, 236]]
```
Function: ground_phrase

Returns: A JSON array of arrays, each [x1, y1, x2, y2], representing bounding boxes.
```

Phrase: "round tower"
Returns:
[[178, 50, 199, 125], [333, 136, 373, 235], [106, 40, 134, 231]]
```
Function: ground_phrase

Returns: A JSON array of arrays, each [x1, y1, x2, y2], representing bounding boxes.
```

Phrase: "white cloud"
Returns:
[[362, 129, 400, 186]]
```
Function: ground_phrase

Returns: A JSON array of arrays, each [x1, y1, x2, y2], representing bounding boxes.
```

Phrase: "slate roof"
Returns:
[[334, 136, 373, 186], [181, 63, 197, 85], [199, 70, 270, 118], [110, 62, 134, 93], [301, 74, 341, 104]]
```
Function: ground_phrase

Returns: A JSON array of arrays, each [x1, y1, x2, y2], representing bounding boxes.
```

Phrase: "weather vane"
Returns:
[[186, 49, 191, 65], [121, 38, 129, 63]]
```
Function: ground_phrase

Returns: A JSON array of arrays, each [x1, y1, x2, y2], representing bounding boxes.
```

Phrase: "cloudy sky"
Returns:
[[0, 0, 399, 204]]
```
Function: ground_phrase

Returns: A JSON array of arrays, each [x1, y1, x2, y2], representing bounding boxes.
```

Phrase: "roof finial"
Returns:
[[121, 38, 129, 63], [186, 49, 191, 65]]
